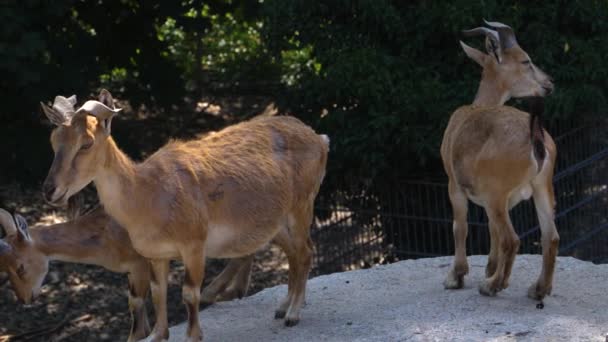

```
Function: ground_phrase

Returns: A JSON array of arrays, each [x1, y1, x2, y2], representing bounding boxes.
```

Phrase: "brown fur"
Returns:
[[442, 30, 559, 300], [0, 207, 154, 342], [42, 92, 329, 341]]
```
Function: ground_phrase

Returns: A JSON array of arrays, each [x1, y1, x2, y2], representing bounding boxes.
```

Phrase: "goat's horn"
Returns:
[[0, 209, 17, 237], [462, 27, 499, 41], [76, 100, 122, 120], [483, 19, 518, 49]]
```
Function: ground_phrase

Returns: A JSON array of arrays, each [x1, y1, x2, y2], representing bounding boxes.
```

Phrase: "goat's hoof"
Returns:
[[528, 282, 551, 300], [148, 332, 170, 342], [184, 335, 203, 342], [274, 310, 286, 319], [443, 270, 464, 289], [478, 281, 499, 297], [285, 318, 300, 327]]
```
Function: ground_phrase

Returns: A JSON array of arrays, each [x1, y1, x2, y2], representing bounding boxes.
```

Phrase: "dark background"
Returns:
[[1, 1, 607, 341], [1, 0, 606, 191]]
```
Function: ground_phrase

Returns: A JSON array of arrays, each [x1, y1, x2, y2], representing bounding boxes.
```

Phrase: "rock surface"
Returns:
[[156, 255, 608, 342]]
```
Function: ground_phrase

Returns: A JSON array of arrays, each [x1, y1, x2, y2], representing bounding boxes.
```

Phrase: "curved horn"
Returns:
[[76, 100, 122, 120], [484, 19, 518, 49], [462, 27, 499, 42], [0, 209, 17, 237]]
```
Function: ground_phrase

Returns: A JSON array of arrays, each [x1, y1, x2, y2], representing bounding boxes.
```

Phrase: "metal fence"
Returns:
[[310, 118, 608, 275]]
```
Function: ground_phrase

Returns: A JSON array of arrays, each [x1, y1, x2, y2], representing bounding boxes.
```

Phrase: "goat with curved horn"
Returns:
[[42, 88, 330, 341], [442, 21, 558, 302]]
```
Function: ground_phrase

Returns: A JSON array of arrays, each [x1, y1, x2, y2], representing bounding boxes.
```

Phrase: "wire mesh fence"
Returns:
[[310, 118, 608, 275]]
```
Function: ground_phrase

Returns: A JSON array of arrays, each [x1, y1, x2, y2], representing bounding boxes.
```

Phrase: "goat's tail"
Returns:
[[319, 134, 330, 150], [528, 97, 546, 171]]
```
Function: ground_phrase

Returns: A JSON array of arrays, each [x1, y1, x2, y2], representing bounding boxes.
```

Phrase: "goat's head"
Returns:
[[0, 209, 47, 304], [460, 20, 553, 100], [41, 90, 121, 206]]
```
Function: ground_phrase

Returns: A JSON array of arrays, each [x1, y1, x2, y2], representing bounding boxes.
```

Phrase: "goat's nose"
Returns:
[[42, 182, 56, 202]]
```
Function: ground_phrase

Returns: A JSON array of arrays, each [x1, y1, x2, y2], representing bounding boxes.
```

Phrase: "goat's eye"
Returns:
[[521, 60, 531, 65], [81, 142, 93, 150]]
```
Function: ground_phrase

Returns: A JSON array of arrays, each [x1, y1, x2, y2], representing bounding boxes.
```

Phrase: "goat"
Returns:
[[0, 207, 154, 342], [441, 21, 559, 299], [40, 90, 329, 341]]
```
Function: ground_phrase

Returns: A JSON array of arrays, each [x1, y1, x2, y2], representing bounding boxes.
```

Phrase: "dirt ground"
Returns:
[[0, 94, 289, 341]]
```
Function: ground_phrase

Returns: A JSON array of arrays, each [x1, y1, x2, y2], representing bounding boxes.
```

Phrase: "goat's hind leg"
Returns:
[[444, 181, 469, 289], [201, 255, 254, 304], [479, 198, 519, 296], [273, 206, 314, 327], [528, 179, 559, 300]]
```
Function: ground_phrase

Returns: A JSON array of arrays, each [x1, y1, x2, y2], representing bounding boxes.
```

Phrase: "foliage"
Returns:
[[262, 0, 608, 184], [1, 0, 607, 186]]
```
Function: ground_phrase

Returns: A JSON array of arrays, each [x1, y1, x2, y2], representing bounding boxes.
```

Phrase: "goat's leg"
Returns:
[[444, 181, 469, 289], [499, 213, 519, 290], [181, 245, 206, 342], [201, 255, 253, 304], [218, 256, 253, 301], [272, 228, 298, 321], [283, 204, 314, 327], [486, 228, 499, 277], [126, 262, 152, 342], [149, 259, 170, 342], [479, 199, 519, 296], [529, 180, 559, 300]]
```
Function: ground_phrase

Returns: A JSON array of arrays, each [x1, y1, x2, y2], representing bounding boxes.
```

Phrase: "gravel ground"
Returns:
[[161, 255, 608, 342]]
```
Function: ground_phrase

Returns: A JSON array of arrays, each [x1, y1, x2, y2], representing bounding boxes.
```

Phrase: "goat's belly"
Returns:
[[205, 223, 278, 258]]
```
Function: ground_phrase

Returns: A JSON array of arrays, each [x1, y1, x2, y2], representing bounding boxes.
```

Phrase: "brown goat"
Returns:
[[441, 21, 559, 299], [0, 207, 154, 341], [40, 90, 329, 341]]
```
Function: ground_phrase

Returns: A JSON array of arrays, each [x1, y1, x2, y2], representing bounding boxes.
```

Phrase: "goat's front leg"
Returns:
[[126, 262, 152, 342], [444, 182, 469, 289], [529, 180, 559, 300], [149, 259, 170, 342], [201, 255, 253, 304], [181, 244, 206, 341]]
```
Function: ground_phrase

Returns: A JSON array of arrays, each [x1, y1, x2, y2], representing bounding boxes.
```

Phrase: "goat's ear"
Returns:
[[98, 89, 117, 135], [67, 95, 77, 107], [98, 89, 115, 109], [14, 214, 31, 242], [460, 41, 488, 67], [484, 35, 502, 63]]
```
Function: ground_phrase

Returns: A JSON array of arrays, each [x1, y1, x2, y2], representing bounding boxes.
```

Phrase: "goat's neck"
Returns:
[[31, 221, 105, 263], [94, 137, 141, 224], [473, 76, 509, 106]]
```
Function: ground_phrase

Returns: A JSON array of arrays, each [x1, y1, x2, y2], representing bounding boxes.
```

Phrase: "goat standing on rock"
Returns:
[[441, 21, 559, 300], [40, 90, 329, 341]]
